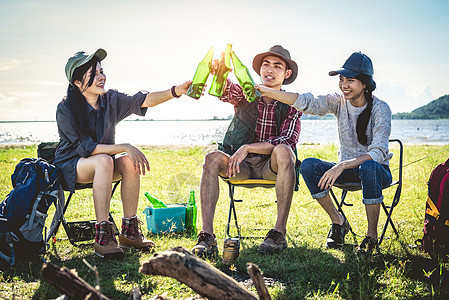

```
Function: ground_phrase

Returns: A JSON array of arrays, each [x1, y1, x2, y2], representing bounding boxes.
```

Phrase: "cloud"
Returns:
[[376, 80, 435, 113], [0, 59, 23, 71]]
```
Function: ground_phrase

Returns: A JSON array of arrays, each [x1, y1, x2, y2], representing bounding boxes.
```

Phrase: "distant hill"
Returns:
[[393, 95, 449, 119]]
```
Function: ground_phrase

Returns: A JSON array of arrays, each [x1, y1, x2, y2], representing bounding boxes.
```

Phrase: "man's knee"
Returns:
[[203, 151, 228, 172], [272, 144, 295, 167]]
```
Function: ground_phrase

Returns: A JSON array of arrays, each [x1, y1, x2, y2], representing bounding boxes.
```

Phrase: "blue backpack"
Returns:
[[0, 158, 59, 266]]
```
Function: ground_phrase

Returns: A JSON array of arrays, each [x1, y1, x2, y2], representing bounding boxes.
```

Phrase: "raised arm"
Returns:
[[255, 84, 298, 105], [141, 81, 192, 108]]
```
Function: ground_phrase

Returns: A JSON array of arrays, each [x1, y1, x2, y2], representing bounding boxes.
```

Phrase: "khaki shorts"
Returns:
[[230, 154, 277, 181]]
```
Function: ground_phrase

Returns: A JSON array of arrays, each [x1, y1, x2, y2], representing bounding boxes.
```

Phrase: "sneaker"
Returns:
[[356, 236, 378, 255], [191, 231, 217, 258], [119, 216, 155, 252], [94, 221, 124, 259], [258, 229, 287, 254], [326, 218, 350, 249]]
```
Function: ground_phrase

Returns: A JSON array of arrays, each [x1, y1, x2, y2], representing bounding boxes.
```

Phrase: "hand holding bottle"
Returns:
[[209, 44, 232, 97], [187, 47, 214, 99], [210, 53, 233, 76], [254, 84, 273, 97]]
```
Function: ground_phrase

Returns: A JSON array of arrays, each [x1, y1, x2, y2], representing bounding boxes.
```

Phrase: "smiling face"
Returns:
[[339, 75, 366, 106], [74, 61, 106, 99], [259, 55, 292, 90]]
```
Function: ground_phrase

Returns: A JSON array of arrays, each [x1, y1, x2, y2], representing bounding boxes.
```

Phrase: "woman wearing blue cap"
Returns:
[[255, 52, 392, 254], [54, 49, 192, 259]]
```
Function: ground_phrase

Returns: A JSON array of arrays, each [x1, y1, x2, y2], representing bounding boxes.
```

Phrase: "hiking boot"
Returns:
[[356, 236, 379, 255], [119, 216, 155, 252], [94, 221, 124, 259], [258, 229, 287, 254], [326, 218, 350, 249], [191, 231, 217, 258]]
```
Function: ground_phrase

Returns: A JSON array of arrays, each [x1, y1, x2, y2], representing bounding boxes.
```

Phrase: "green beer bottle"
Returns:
[[144, 192, 167, 208], [208, 43, 232, 97], [230, 51, 261, 103], [187, 46, 214, 99], [185, 190, 197, 235]]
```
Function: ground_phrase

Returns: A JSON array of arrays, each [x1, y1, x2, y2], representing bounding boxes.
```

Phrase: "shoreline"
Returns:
[[1, 142, 448, 149]]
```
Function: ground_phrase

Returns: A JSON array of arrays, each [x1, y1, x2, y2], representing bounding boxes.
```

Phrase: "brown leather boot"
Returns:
[[94, 221, 124, 259], [119, 216, 155, 252]]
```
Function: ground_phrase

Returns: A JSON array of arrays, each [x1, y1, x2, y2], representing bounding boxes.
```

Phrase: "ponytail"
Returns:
[[354, 74, 376, 146]]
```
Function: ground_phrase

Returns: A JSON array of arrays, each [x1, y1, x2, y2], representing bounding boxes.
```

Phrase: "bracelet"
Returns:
[[171, 86, 180, 98]]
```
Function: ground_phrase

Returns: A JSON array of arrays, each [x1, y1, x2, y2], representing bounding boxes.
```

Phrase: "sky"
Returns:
[[0, 0, 448, 121]]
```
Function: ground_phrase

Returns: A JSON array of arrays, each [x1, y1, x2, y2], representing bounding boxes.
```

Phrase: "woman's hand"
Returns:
[[318, 163, 345, 190], [227, 145, 248, 178], [123, 144, 150, 175], [174, 80, 193, 96], [254, 84, 274, 97]]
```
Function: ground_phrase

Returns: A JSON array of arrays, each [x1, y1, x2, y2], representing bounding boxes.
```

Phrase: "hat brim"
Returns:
[[252, 52, 298, 85], [83, 48, 107, 67], [328, 68, 359, 78]]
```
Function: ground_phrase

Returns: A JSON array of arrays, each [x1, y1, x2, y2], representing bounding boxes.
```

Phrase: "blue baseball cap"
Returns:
[[329, 51, 376, 90], [329, 51, 374, 78]]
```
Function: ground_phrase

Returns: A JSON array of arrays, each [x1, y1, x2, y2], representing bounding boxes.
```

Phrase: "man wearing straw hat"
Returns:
[[193, 45, 302, 256]]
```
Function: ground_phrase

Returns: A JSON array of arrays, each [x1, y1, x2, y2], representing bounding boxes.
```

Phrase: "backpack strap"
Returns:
[[0, 232, 19, 266], [26, 191, 44, 231], [426, 195, 440, 219]]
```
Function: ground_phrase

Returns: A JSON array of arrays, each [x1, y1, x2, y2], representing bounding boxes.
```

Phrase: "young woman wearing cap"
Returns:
[[54, 49, 192, 259], [255, 52, 392, 254]]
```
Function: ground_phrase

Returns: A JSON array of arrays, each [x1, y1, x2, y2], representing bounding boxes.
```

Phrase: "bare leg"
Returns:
[[199, 151, 229, 235], [316, 194, 345, 225], [365, 204, 380, 238], [76, 154, 114, 223], [113, 155, 140, 218], [269, 145, 296, 235]]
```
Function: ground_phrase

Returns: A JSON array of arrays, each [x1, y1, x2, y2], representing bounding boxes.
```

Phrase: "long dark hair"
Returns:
[[65, 58, 99, 137], [354, 73, 376, 146]]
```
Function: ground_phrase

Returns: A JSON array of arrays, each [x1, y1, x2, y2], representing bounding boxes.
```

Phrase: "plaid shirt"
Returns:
[[220, 79, 301, 150]]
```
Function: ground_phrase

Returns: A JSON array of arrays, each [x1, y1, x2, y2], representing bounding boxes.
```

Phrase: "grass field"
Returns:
[[0, 143, 448, 299]]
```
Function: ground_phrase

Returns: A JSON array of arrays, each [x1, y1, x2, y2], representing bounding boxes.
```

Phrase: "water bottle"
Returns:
[[185, 190, 197, 235], [144, 192, 167, 208]]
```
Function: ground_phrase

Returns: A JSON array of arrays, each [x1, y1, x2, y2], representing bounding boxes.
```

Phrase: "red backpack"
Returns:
[[421, 158, 449, 260]]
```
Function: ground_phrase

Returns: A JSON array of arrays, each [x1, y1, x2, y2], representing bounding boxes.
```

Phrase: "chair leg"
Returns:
[[378, 200, 400, 246], [329, 189, 357, 239], [55, 181, 122, 247], [226, 182, 241, 238]]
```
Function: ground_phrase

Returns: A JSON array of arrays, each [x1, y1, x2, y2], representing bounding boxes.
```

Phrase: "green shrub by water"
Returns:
[[0, 144, 448, 299]]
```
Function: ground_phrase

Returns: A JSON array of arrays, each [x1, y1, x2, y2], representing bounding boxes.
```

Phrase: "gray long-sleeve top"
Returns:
[[293, 93, 393, 165]]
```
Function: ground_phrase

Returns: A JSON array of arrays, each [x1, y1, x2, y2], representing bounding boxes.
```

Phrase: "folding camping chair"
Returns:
[[37, 142, 120, 247], [223, 179, 276, 239], [329, 139, 403, 247]]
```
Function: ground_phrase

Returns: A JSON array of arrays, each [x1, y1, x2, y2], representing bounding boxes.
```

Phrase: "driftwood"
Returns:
[[247, 263, 271, 300], [41, 262, 111, 300], [140, 247, 258, 300]]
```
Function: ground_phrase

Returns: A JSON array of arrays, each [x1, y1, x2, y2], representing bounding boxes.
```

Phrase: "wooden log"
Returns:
[[140, 247, 257, 300], [41, 262, 111, 300], [247, 263, 271, 300]]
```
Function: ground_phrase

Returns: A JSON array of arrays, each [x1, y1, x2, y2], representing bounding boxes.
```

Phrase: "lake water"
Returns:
[[1, 119, 448, 146]]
